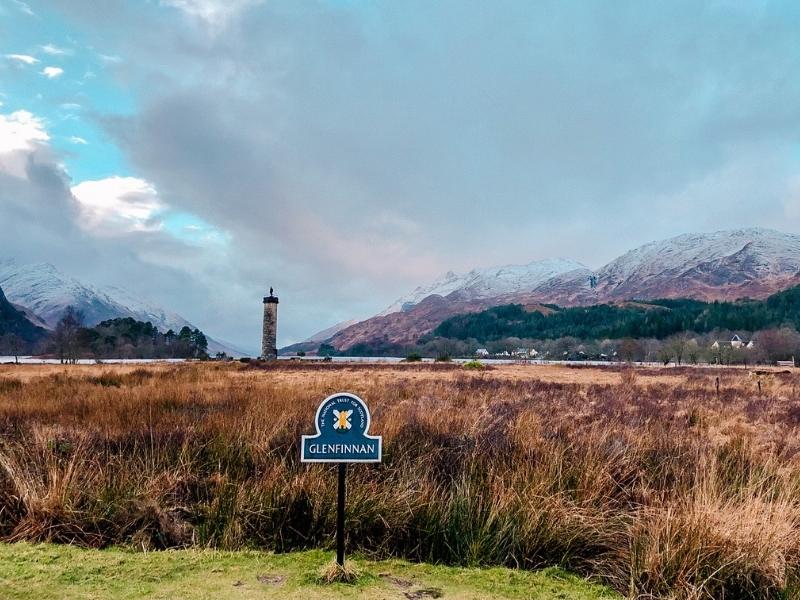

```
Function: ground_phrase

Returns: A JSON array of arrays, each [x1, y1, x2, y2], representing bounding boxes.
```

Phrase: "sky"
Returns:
[[2, 0, 800, 352]]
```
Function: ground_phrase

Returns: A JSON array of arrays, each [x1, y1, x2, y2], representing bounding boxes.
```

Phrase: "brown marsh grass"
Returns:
[[0, 361, 799, 598]]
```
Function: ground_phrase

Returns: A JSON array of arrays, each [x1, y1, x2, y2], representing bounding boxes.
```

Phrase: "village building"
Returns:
[[711, 334, 754, 350], [475, 348, 490, 357], [513, 347, 539, 358]]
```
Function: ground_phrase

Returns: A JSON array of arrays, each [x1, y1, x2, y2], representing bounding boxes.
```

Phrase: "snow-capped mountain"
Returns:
[[322, 228, 800, 350], [0, 259, 191, 331], [595, 228, 800, 301], [380, 258, 589, 315], [0, 259, 244, 356]]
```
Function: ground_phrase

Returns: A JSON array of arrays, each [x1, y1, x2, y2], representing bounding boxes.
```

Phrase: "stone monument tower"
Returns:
[[261, 287, 279, 360]]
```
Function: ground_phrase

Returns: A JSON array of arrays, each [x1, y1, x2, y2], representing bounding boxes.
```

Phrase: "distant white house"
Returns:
[[475, 348, 490, 357], [711, 334, 754, 350], [513, 347, 539, 358]]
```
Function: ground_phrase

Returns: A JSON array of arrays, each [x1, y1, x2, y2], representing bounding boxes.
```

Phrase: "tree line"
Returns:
[[1, 306, 209, 362], [433, 286, 800, 342]]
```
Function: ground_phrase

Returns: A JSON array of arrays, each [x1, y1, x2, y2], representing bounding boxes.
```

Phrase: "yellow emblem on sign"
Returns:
[[333, 409, 353, 431]]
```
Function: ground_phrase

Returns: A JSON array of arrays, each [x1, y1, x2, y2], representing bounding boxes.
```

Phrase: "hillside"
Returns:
[[319, 228, 800, 351], [0, 285, 47, 346]]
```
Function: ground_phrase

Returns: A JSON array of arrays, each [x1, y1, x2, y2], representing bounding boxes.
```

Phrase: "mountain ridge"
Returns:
[[380, 257, 588, 316], [312, 228, 800, 351]]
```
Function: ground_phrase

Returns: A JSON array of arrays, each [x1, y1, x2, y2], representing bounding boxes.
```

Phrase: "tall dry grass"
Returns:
[[0, 362, 798, 598]]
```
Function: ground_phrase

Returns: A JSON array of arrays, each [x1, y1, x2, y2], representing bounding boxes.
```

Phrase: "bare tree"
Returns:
[[0, 333, 23, 364], [658, 345, 673, 366], [680, 337, 701, 364], [666, 334, 689, 366], [756, 328, 800, 363], [54, 306, 85, 364], [619, 338, 643, 363]]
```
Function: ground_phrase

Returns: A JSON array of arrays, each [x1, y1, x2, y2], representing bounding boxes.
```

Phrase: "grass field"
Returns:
[[0, 361, 798, 598], [0, 543, 618, 599]]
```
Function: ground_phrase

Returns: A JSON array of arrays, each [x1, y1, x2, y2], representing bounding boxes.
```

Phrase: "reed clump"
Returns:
[[318, 560, 361, 584], [0, 362, 798, 598]]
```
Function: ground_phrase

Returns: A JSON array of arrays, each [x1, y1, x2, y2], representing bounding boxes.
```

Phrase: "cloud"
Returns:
[[0, 110, 49, 153], [160, 0, 262, 30], [41, 66, 64, 79], [40, 44, 72, 56], [5, 54, 39, 65], [0, 107, 238, 349], [0, 110, 50, 178], [11, 1, 34, 16], [68, 136, 88, 145], [71, 176, 165, 234]]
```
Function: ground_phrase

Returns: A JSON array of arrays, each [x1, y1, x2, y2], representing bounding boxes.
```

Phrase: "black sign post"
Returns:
[[337, 463, 346, 566], [301, 393, 382, 569]]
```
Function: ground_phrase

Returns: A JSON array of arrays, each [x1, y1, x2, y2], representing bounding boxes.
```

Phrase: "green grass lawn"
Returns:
[[0, 543, 620, 599]]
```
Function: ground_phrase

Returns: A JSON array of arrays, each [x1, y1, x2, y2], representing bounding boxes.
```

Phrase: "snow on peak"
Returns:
[[0, 259, 190, 333], [599, 228, 800, 285], [0, 260, 106, 324], [380, 257, 588, 315]]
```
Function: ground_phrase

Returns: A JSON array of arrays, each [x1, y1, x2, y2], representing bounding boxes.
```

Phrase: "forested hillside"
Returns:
[[433, 286, 800, 342]]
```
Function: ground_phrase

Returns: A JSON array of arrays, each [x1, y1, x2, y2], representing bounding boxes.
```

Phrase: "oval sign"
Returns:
[[301, 392, 382, 463]]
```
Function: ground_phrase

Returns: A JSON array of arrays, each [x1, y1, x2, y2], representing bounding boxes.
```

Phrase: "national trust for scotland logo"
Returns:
[[333, 409, 353, 432]]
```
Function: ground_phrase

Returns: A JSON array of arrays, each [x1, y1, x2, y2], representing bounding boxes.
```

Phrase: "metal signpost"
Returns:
[[301, 392, 382, 566]]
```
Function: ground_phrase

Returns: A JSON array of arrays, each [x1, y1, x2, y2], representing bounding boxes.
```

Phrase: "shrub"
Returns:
[[619, 368, 638, 387], [462, 360, 485, 370], [0, 378, 22, 393]]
